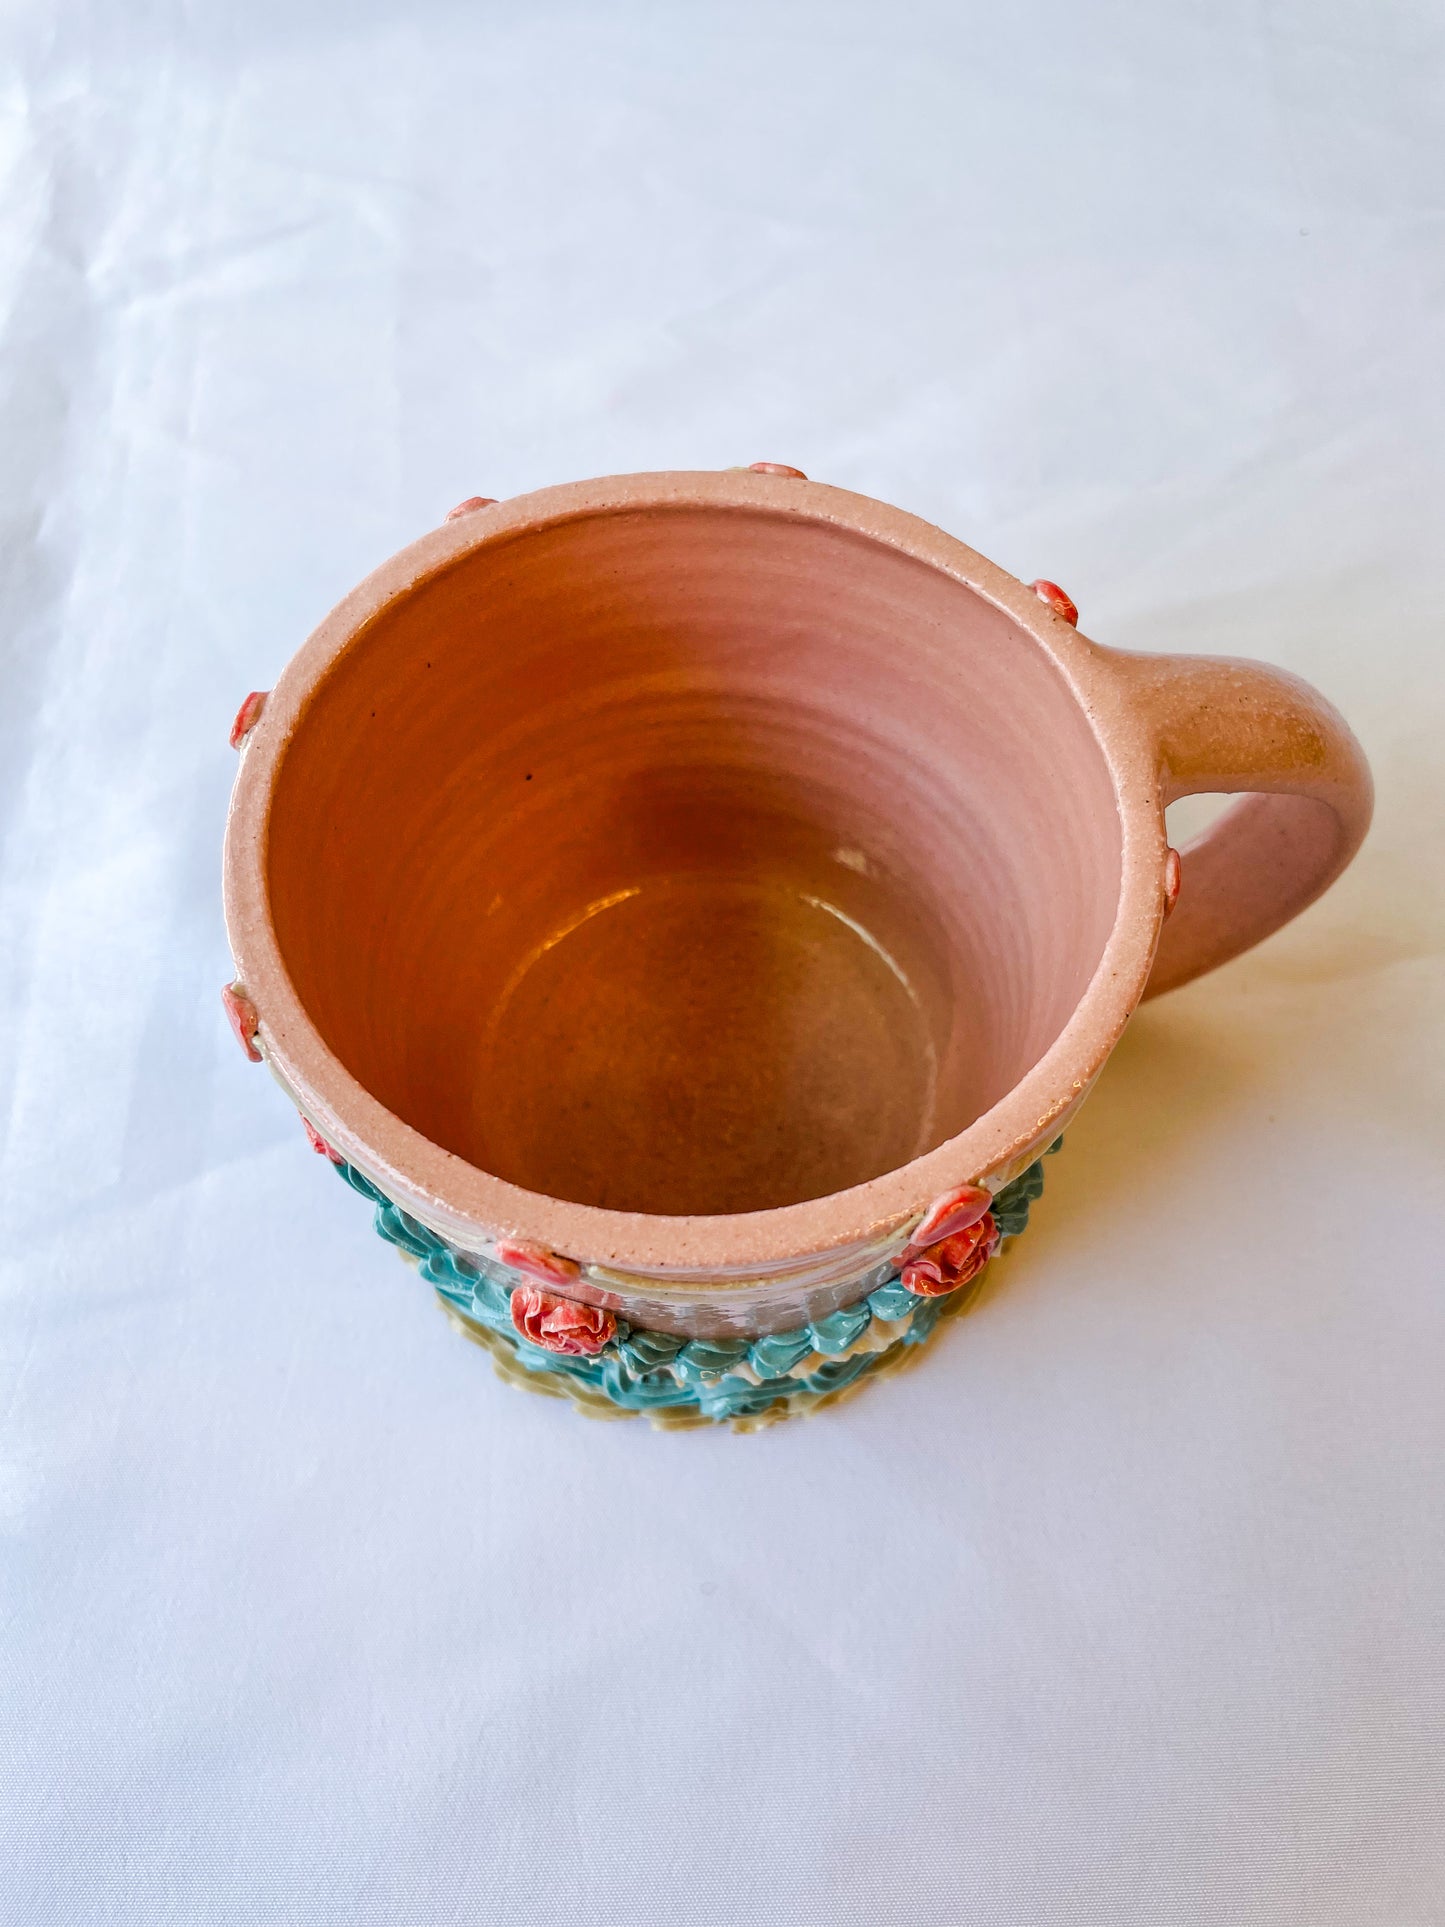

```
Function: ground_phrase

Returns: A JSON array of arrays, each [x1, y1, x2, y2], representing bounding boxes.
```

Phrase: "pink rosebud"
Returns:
[[1029, 579, 1079, 626], [302, 1116, 343, 1163], [221, 982, 261, 1062], [495, 1239, 582, 1288], [445, 496, 499, 520], [229, 690, 268, 749], [510, 1285, 616, 1357], [907, 1183, 992, 1253], [747, 462, 808, 478], [900, 1213, 1000, 1297]]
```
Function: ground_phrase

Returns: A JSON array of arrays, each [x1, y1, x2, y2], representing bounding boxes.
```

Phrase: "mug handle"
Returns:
[[1106, 650, 1374, 999]]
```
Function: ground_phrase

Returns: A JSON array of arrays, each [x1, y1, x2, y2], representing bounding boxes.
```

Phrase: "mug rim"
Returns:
[[223, 468, 1170, 1274]]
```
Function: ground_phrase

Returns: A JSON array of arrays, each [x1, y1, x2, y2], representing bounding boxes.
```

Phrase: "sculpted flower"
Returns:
[[228, 689, 268, 749], [1028, 579, 1079, 626], [494, 1239, 581, 1288], [900, 1213, 1000, 1297], [510, 1284, 616, 1357], [908, 1183, 992, 1248], [221, 981, 262, 1061]]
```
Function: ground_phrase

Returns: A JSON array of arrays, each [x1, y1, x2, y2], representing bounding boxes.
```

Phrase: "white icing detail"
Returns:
[[699, 1314, 926, 1388], [770, 1315, 916, 1381], [728, 1360, 765, 1386]]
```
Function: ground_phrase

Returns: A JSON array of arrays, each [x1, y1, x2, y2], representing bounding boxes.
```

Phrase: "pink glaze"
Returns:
[[900, 1214, 1000, 1296], [510, 1285, 616, 1356], [221, 982, 262, 1062], [1163, 846, 1183, 918], [905, 1183, 993, 1252], [1029, 580, 1079, 626], [229, 691, 268, 749], [445, 497, 499, 520], [747, 462, 808, 478], [494, 1240, 582, 1288]]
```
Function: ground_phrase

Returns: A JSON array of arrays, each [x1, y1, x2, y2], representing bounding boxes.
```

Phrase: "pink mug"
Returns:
[[223, 467, 1372, 1428]]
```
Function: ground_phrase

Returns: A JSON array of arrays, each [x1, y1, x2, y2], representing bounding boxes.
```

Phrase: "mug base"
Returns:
[[439, 1288, 976, 1433]]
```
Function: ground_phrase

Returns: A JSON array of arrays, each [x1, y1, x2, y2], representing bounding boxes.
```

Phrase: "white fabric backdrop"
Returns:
[[2, 3, 1442, 1921]]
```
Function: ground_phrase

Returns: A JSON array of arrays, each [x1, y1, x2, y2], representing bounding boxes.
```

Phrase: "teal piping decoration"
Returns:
[[333, 1146, 1059, 1425]]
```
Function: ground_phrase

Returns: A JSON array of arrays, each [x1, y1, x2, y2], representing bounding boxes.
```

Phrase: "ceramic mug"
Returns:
[[222, 467, 1372, 1428]]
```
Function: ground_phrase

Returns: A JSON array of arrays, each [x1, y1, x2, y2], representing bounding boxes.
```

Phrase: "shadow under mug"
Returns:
[[222, 469, 1372, 1426]]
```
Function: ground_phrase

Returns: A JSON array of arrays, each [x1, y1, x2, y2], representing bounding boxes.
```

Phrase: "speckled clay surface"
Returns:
[[222, 468, 1372, 1348]]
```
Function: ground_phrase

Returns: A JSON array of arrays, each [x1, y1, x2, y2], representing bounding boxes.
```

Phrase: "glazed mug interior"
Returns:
[[265, 502, 1121, 1223]]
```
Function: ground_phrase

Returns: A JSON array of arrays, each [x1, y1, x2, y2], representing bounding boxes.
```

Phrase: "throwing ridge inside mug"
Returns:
[[222, 467, 1373, 1427]]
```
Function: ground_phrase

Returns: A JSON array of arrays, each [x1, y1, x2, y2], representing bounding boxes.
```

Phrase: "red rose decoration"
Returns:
[[1028, 579, 1079, 626], [909, 1182, 992, 1248], [495, 1239, 581, 1288], [1163, 845, 1183, 918], [510, 1285, 616, 1357], [221, 981, 262, 1062], [229, 689, 268, 749], [900, 1213, 1000, 1297]]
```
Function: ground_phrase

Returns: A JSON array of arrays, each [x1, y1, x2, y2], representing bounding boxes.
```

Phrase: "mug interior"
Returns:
[[266, 503, 1121, 1217]]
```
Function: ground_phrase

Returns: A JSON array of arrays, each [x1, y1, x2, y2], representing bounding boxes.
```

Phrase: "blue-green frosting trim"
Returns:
[[335, 1148, 1057, 1423]]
